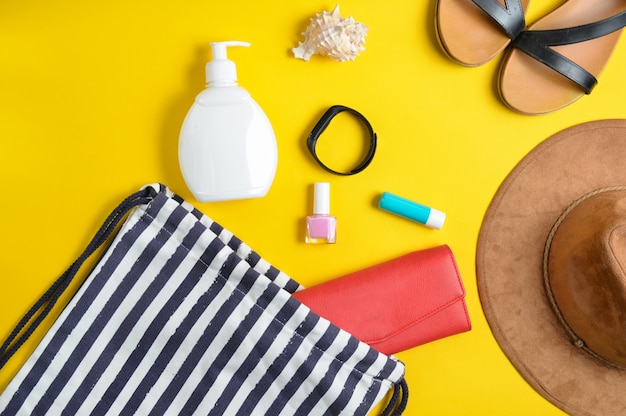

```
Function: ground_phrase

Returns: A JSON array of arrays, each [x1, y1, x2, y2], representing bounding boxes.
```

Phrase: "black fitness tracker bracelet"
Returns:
[[307, 105, 377, 176]]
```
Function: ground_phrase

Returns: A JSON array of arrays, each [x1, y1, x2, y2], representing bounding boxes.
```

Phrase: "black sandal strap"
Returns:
[[513, 10, 626, 94], [472, 0, 525, 39]]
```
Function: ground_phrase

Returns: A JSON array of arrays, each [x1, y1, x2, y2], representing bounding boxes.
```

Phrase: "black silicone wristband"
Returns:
[[307, 105, 377, 176]]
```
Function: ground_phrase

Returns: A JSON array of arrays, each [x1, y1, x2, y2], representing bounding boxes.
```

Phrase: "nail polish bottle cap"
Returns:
[[313, 182, 331, 215]]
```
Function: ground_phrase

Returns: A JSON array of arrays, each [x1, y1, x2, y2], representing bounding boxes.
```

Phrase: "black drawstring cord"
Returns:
[[0, 186, 156, 370], [381, 377, 409, 416]]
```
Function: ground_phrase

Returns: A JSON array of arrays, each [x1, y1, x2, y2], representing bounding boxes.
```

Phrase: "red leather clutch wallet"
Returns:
[[293, 245, 471, 355]]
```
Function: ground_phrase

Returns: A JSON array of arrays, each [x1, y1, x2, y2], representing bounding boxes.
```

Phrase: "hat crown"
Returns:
[[546, 189, 626, 368]]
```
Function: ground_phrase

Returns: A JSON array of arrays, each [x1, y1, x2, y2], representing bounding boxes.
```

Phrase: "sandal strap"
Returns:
[[472, 0, 525, 39], [513, 11, 626, 94]]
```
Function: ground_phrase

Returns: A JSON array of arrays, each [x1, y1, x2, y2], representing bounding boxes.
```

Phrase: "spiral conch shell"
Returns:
[[293, 5, 369, 62]]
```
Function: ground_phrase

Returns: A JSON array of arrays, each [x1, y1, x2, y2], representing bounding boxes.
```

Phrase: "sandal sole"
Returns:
[[499, 0, 626, 115]]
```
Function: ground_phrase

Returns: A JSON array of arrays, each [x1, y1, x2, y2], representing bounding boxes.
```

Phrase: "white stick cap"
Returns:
[[426, 208, 446, 229]]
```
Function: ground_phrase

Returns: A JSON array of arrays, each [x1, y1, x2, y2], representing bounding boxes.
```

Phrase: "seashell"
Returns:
[[292, 5, 369, 62]]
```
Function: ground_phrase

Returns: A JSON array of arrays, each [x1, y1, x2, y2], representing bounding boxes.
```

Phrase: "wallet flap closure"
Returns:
[[294, 245, 468, 348]]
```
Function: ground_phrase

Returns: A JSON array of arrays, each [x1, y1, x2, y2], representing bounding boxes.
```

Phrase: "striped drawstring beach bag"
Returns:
[[0, 184, 407, 415]]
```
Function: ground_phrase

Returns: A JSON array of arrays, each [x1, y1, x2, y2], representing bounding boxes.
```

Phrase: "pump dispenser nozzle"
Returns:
[[206, 41, 251, 86]]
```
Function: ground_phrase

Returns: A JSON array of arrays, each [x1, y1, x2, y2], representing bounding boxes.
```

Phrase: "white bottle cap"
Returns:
[[313, 182, 331, 215], [206, 41, 250, 86]]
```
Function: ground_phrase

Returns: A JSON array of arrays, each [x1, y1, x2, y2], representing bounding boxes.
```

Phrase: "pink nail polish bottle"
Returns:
[[306, 182, 337, 244]]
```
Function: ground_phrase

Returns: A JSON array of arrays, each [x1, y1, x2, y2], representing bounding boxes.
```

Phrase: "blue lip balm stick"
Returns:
[[378, 192, 446, 229]]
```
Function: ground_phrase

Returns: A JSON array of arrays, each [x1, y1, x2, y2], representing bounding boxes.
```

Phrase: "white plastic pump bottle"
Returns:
[[178, 41, 278, 202]]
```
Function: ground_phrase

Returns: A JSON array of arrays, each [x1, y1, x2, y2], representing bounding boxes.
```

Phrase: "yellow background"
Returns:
[[1, 1, 625, 414]]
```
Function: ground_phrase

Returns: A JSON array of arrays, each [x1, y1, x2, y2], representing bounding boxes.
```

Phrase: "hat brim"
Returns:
[[477, 119, 626, 416]]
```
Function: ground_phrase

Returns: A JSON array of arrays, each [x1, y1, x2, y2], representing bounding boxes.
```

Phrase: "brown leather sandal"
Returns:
[[436, 0, 530, 67], [499, 0, 626, 115]]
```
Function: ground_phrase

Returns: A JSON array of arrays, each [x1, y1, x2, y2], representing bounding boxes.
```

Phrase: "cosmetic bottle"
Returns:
[[179, 41, 278, 202], [306, 182, 337, 244]]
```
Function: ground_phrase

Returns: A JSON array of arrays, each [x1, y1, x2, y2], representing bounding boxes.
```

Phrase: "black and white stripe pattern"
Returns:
[[0, 184, 405, 415]]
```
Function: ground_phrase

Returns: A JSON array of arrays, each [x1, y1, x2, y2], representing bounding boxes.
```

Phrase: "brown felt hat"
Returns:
[[477, 119, 626, 416]]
